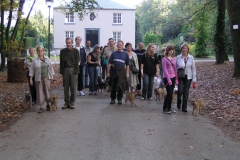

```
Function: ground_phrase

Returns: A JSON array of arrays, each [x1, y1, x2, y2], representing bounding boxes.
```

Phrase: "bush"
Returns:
[[143, 32, 162, 46], [24, 37, 36, 49], [161, 38, 181, 55], [189, 44, 196, 56]]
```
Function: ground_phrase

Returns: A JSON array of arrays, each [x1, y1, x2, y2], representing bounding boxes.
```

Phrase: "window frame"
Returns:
[[90, 13, 96, 21], [65, 31, 74, 42], [113, 13, 122, 24], [65, 13, 74, 23], [113, 31, 122, 44]]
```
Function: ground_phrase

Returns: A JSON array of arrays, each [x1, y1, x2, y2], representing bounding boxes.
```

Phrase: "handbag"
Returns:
[[131, 58, 139, 74], [177, 68, 185, 79], [177, 58, 188, 79]]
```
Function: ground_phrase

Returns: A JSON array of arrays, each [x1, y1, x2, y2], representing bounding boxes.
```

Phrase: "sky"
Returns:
[[23, 0, 144, 18]]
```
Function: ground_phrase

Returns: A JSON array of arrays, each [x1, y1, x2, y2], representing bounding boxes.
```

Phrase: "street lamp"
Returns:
[[46, 0, 54, 58]]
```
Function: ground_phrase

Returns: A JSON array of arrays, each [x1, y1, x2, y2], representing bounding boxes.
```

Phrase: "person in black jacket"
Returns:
[[75, 36, 86, 96], [141, 43, 159, 100], [134, 42, 146, 91]]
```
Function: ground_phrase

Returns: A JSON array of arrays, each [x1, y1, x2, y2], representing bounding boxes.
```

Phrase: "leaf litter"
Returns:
[[0, 64, 62, 128]]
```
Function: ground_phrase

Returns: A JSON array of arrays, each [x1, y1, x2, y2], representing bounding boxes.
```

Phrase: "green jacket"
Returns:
[[60, 48, 80, 75]]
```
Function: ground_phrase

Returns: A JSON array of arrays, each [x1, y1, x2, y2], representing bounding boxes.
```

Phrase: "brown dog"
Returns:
[[125, 91, 137, 107], [154, 88, 165, 101], [171, 91, 177, 104], [191, 98, 205, 116], [134, 90, 142, 97], [49, 95, 58, 111]]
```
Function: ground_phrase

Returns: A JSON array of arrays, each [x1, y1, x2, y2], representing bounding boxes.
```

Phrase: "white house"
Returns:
[[53, 0, 136, 49]]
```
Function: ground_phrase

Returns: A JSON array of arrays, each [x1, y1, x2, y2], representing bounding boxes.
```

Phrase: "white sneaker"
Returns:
[[80, 91, 85, 96]]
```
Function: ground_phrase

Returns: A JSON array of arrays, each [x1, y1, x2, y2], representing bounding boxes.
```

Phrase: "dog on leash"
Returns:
[[125, 91, 139, 107], [49, 95, 58, 111], [191, 98, 206, 116], [97, 77, 110, 95], [154, 88, 166, 101], [24, 91, 32, 108]]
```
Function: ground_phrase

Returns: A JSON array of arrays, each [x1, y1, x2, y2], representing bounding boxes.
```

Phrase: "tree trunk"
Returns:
[[10, 0, 25, 41], [226, 0, 240, 77], [215, 0, 228, 64], [6, 0, 13, 43], [0, 1, 5, 71]]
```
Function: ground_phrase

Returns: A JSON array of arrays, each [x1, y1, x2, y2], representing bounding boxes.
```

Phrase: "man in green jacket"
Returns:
[[60, 38, 80, 109]]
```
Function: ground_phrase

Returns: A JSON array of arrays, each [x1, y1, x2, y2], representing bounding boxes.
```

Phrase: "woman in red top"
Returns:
[[162, 45, 178, 114]]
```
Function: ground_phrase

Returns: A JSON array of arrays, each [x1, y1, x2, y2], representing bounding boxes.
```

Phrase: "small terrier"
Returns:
[[171, 91, 177, 104], [154, 88, 165, 101], [24, 92, 32, 108], [191, 98, 206, 116], [98, 77, 110, 96], [49, 95, 58, 111], [125, 91, 138, 107]]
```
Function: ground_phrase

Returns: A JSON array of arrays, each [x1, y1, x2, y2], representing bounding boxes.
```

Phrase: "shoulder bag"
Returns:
[[177, 58, 188, 79], [131, 57, 139, 74]]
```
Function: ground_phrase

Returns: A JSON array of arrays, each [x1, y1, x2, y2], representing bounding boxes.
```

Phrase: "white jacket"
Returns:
[[29, 56, 55, 82], [176, 53, 196, 82]]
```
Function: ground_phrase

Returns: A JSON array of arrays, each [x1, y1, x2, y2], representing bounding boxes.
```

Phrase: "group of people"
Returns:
[[25, 36, 196, 114]]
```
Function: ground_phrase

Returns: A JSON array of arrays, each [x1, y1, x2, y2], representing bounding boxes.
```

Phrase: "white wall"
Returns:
[[53, 9, 135, 49]]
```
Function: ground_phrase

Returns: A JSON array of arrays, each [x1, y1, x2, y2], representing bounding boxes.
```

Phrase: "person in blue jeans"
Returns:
[[141, 43, 159, 100], [84, 40, 93, 88], [87, 45, 101, 95]]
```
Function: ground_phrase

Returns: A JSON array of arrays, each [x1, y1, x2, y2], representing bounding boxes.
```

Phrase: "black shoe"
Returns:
[[46, 104, 50, 111], [182, 109, 187, 112], [85, 86, 89, 88], [110, 99, 115, 104], [168, 109, 176, 113], [118, 99, 122, 105], [177, 106, 181, 110], [163, 110, 171, 114]]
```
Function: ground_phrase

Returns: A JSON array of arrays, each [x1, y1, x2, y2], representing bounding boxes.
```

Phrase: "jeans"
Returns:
[[136, 64, 142, 90], [102, 65, 107, 79], [82, 65, 86, 88], [110, 73, 123, 100], [88, 66, 98, 92], [27, 71, 36, 103], [177, 75, 192, 110], [163, 77, 175, 111], [78, 66, 84, 91], [142, 74, 154, 99], [84, 64, 89, 87]]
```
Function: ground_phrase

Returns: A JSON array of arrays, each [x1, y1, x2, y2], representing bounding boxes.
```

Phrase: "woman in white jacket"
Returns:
[[29, 46, 55, 113], [125, 42, 139, 91], [176, 43, 196, 112]]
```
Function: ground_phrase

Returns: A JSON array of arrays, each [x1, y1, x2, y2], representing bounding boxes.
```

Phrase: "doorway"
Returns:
[[85, 29, 99, 47]]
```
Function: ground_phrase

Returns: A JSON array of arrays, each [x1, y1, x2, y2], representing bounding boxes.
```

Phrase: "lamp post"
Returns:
[[46, 0, 54, 58]]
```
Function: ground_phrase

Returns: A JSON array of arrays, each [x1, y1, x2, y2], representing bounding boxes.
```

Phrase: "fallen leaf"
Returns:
[[188, 146, 194, 149]]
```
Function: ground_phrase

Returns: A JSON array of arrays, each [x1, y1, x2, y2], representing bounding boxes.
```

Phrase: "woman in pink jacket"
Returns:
[[162, 45, 178, 114]]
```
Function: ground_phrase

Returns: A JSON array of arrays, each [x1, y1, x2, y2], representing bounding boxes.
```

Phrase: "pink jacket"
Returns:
[[162, 57, 178, 85]]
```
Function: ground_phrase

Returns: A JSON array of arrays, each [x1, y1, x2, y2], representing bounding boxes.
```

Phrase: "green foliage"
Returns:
[[189, 44, 196, 56], [59, 0, 101, 21], [143, 32, 162, 46], [28, 11, 53, 50], [161, 38, 181, 55], [194, 10, 210, 58], [135, 13, 143, 48], [24, 37, 36, 49]]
